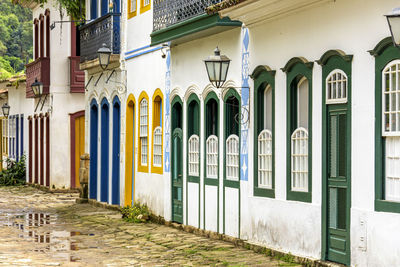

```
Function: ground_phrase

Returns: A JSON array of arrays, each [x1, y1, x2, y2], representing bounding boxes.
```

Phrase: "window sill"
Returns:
[[287, 190, 312, 203], [375, 199, 400, 213], [254, 187, 275, 198]]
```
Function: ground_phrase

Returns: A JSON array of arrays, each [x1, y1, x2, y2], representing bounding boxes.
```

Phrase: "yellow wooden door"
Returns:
[[75, 116, 85, 188]]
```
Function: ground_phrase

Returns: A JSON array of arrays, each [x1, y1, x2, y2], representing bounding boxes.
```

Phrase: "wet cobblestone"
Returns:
[[0, 186, 300, 266]]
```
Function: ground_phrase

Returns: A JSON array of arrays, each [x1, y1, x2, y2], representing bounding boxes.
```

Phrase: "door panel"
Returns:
[[172, 128, 183, 223], [75, 116, 85, 188], [326, 107, 350, 265]]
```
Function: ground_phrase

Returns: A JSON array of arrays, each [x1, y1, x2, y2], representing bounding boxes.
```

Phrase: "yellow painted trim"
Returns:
[[128, 0, 137, 19], [151, 88, 163, 174], [140, 0, 151, 14], [138, 91, 149, 173], [125, 94, 136, 206]]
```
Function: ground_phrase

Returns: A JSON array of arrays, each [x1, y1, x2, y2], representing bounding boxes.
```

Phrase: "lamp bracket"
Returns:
[[95, 73, 103, 86], [34, 94, 48, 113], [85, 76, 93, 91], [50, 20, 85, 30], [106, 70, 116, 84]]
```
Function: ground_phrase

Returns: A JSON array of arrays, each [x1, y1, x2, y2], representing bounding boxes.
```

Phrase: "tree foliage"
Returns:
[[15, 0, 85, 21], [0, 0, 32, 78]]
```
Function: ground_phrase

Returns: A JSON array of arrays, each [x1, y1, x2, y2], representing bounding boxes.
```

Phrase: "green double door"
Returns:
[[326, 105, 350, 265], [172, 128, 183, 223]]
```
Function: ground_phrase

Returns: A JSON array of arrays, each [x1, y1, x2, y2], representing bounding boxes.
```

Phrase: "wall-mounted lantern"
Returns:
[[2, 103, 10, 118], [31, 78, 48, 112], [386, 7, 400, 47], [98, 43, 112, 70], [204, 47, 231, 89]]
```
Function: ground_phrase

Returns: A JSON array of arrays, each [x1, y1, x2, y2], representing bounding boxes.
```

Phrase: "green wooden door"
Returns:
[[172, 128, 183, 223], [326, 106, 350, 265]]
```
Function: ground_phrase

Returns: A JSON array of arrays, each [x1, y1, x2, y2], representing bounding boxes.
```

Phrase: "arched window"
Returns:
[[45, 9, 50, 57], [283, 57, 313, 202], [188, 135, 199, 176], [34, 19, 39, 60], [206, 135, 218, 178], [382, 60, 400, 201], [151, 89, 163, 173], [138, 93, 149, 172], [326, 70, 347, 104]]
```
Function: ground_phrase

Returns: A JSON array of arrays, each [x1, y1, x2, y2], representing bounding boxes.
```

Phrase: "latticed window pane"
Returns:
[[385, 137, 400, 202], [326, 70, 348, 104], [258, 129, 272, 188], [144, 0, 150, 6], [383, 62, 400, 134], [130, 0, 137, 12], [140, 98, 148, 166], [226, 134, 239, 181], [188, 134, 199, 176], [291, 127, 308, 192], [206, 135, 218, 178], [153, 126, 162, 167]]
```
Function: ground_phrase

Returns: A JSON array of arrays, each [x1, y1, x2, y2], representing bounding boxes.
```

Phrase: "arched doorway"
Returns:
[[89, 99, 98, 199]]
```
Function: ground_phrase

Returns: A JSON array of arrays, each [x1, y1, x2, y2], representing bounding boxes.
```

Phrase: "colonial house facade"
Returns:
[[15, 1, 86, 189]]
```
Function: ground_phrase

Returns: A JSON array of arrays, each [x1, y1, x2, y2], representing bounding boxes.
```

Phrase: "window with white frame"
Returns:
[[226, 134, 239, 181], [188, 135, 199, 176], [258, 85, 273, 188], [143, 0, 150, 6], [326, 70, 348, 104], [2, 118, 8, 155], [258, 129, 272, 188], [291, 77, 309, 192], [153, 126, 162, 167], [206, 135, 218, 178], [383, 61, 400, 201], [140, 98, 148, 166]]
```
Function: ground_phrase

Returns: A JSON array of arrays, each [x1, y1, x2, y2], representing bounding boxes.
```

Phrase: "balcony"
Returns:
[[79, 13, 121, 64], [151, 0, 241, 46], [25, 57, 50, 98], [69, 56, 85, 93]]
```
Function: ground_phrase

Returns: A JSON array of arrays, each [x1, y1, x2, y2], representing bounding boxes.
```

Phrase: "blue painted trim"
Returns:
[[16, 115, 19, 162], [125, 46, 163, 61], [20, 114, 23, 159], [91, 0, 97, 19], [112, 96, 121, 205], [101, 0, 108, 17], [89, 99, 99, 199], [100, 98, 110, 203], [125, 45, 151, 56], [113, 0, 120, 13]]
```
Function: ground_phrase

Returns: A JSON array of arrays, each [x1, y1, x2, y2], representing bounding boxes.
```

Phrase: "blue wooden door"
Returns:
[[112, 97, 120, 205], [89, 100, 98, 199], [101, 99, 109, 203]]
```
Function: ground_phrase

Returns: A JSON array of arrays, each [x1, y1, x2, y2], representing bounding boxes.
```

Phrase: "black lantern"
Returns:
[[97, 43, 112, 70], [31, 78, 43, 97], [386, 7, 400, 47], [204, 47, 231, 88], [2, 103, 10, 118]]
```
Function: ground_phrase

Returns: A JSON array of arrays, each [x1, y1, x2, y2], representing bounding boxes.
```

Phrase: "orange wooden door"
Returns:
[[75, 116, 85, 188]]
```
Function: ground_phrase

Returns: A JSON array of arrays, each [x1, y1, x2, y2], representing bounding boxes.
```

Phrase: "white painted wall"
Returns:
[[165, 0, 400, 265]]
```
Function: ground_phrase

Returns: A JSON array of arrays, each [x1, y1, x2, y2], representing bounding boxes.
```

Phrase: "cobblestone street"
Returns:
[[0, 186, 299, 267]]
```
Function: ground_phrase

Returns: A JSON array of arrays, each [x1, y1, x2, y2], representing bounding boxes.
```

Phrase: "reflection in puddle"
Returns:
[[0, 212, 81, 262]]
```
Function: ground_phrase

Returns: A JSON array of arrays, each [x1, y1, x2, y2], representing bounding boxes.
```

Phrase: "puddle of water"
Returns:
[[0, 211, 82, 262]]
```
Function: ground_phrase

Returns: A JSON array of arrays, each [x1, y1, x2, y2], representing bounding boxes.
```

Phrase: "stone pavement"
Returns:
[[0, 186, 301, 267]]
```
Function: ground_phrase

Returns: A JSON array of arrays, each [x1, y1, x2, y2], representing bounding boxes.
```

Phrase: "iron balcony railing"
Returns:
[[79, 13, 121, 63], [153, 0, 223, 31]]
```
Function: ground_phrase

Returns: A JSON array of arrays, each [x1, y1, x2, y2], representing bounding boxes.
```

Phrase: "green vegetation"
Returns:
[[0, 0, 32, 80], [121, 203, 151, 223], [15, 0, 85, 20], [0, 156, 26, 186]]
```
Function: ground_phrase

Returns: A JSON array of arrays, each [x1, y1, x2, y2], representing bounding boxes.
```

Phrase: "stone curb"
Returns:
[[87, 199, 121, 211], [28, 183, 80, 193]]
